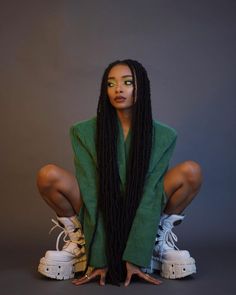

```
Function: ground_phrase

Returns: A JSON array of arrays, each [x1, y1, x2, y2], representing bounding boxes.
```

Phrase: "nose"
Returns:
[[115, 83, 123, 93]]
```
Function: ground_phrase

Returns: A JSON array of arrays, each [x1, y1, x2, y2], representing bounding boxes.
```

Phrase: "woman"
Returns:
[[37, 59, 202, 286]]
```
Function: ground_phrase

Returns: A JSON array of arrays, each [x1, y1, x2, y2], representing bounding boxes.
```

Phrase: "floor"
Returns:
[[1, 239, 235, 295]]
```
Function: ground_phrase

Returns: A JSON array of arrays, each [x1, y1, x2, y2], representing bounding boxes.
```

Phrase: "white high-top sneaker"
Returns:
[[143, 214, 196, 279], [38, 215, 87, 280]]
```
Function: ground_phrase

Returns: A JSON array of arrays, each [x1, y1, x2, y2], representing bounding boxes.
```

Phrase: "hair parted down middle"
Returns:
[[83, 59, 153, 286]]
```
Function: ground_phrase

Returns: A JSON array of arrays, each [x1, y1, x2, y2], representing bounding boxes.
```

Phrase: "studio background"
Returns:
[[0, 0, 235, 294]]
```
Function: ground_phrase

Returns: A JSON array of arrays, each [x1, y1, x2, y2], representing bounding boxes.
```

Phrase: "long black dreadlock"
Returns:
[[85, 59, 153, 285]]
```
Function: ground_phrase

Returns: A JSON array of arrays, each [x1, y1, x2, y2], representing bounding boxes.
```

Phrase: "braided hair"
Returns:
[[87, 59, 153, 285]]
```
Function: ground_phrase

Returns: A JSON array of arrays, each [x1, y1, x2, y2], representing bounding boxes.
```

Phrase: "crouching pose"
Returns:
[[36, 59, 202, 286]]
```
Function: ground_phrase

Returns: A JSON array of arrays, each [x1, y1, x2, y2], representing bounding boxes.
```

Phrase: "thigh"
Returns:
[[38, 164, 82, 211], [163, 163, 185, 199], [54, 165, 83, 212], [55, 165, 80, 195]]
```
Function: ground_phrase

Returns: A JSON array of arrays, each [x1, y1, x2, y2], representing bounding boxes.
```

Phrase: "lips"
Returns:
[[114, 96, 126, 101]]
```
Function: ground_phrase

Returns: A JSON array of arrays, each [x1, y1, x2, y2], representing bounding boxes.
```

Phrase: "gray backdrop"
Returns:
[[0, 0, 235, 294]]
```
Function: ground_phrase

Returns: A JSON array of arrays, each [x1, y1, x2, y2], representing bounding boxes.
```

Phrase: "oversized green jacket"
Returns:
[[70, 116, 177, 268]]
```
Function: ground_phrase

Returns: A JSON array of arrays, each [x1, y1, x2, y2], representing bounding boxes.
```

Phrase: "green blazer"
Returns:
[[70, 116, 177, 268]]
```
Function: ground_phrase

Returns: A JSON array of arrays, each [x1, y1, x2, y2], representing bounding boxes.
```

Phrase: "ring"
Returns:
[[85, 274, 90, 280]]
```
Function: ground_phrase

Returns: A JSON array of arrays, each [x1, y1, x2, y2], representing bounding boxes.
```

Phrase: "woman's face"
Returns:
[[107, 64, 135, 112]]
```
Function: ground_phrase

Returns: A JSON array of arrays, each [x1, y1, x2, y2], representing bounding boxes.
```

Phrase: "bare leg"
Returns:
[[36, 164, 82, 217], [144, 161, 203, 278], [163, 160, 203, 215]]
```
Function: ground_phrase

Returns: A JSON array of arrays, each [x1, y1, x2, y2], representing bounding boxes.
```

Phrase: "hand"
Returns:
[[72, 267, 108, 286], [124, 261, 162, 287]]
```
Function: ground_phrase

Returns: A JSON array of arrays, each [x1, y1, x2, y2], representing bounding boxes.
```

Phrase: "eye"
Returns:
[[107, 81, 115, 87], [124, 80, 133, 86]]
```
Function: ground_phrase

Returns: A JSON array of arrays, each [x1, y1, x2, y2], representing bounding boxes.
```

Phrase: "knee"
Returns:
[[181, 161, 203, 190], [36, 164, 60, 192]]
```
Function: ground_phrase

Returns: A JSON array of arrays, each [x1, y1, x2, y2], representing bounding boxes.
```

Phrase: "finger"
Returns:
[[124, 272, 132, 287], [72, 277, 87, 283], [138, 272, 162, 285], [99, 272, 106, 286], [73, 276, 92, 286], [72, 270, 100, 286], [72, 275, 91, 284], [144, 273, 162, 285], [73, 277, 89, 285], [142, 273, 162, 285]]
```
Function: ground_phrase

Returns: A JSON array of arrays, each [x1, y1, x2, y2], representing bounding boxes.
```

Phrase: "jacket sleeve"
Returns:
[[69, 126, 98, 212], [69, 125, 107, 267], [122, 134, 177, 267]]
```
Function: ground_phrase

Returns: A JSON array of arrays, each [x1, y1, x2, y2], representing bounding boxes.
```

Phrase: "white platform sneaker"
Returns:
[[38, 215, 87, 280], [142, 214, 196, 279]]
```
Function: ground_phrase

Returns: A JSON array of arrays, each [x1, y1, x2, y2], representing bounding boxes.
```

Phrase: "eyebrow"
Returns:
[[108, 75, 133, 80]]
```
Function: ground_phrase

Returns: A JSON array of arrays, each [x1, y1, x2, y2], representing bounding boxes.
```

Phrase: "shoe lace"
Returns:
[[156, 223, 179, 251], [49, 219, 83, 251]]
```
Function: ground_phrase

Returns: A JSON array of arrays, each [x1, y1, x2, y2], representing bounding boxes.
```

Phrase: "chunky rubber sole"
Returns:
[[38, 254, 87, 280], [143, 256, 196, 279]]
